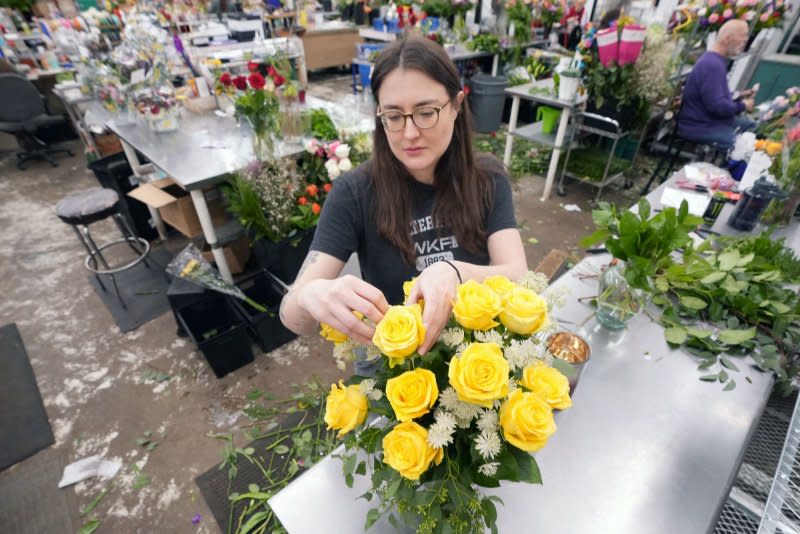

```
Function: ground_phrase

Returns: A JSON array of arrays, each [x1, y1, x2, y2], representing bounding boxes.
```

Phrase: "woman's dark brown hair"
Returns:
[[368, 35, 497, 266]]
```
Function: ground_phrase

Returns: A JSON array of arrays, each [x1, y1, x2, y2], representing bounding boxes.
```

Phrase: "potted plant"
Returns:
[[557, 68, 581, 101]]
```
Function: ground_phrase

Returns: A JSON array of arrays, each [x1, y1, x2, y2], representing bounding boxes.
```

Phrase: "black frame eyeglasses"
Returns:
[[377, 99, 453, 132]]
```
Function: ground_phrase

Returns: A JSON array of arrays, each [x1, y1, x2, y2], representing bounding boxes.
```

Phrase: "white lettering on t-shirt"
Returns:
[[416, 251, 455, 271], [409, 215, 435, 237]]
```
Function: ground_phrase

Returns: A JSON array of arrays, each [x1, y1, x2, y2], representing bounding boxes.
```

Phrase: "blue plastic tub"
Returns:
[[358, 63, 372, 89]]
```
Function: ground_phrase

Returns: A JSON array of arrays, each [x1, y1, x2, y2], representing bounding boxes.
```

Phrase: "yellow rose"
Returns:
[[520, 363, 572, 410], [452, 280, 502, 331], [320, 323, 348, 344], [324, 381, 368, 438], [499, 286, 548, 335], [382, 421, 442, 480], [484, 275, 516, 299], [372, 305, 425, 365], [386, 368, 439, 422], [403, 278, 424, 309], [320, 312, 365, 344], [448, 342, 509, 407], [499, 389, 556, 452]]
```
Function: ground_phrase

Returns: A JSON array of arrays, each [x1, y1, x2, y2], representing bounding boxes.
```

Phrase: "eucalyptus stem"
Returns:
[[244, 296, 268, 313]]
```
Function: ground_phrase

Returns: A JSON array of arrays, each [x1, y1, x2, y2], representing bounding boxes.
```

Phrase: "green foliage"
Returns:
[[580, 198, 703, 291], [654, 233, 800, 390], [473, 132, 550, 180], [466, 33, 501, 54], [302, 108, 339, 141], [583, 60, 650, 130], [0, 0, 35, 10], [223, 175, 271, 241], [234, 89, 281, 138]]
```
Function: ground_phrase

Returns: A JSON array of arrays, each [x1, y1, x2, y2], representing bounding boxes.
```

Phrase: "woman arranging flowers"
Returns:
[[279, 34, 526, 350]]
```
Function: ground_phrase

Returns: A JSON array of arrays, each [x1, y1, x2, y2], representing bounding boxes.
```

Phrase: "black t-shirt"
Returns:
[[310, 162, 517, 305]]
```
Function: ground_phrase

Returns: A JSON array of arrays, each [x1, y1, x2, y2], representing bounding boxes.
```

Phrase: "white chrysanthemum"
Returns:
[[542, 285, 570, 309], [516, 271, 549, 294], [305, 139, 318, 154], [476, 409, 499, 433], [505, 338, 550, 370], [474, 329, 504, 346], [428, 411, 457, 449], [438, 388, 460, 412], [332, 340, 357, 370], [455, 343, 469, 355], [359, 379, 383, 400], [507, 379, 518, 395], [474, 431, 502, 460], [440, 327, 465, 348], [478, 462, 500, 477], [452, 400, 482, 427]]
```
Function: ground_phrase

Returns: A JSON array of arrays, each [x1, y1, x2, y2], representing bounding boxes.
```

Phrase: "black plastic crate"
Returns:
[[167, 276, 210, 337], [177, 293, 253, 378], [233, 271, 297, 353]]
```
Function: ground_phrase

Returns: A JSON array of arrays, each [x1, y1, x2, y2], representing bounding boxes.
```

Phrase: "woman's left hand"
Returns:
[[404, 261, 460, 355]]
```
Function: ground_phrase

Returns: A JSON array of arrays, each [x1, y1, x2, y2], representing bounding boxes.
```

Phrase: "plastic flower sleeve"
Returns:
[[166, 244, 266, 313]]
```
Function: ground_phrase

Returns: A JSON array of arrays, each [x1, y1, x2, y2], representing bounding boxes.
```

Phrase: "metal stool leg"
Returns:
[[108, 272, 126, 309], [660, 137, 686, 185], [72, 225, 107, 291], [113, 214, 151, 268]]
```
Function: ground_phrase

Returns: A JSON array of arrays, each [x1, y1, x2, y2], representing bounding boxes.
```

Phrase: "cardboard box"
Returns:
[[201, 233, 251, 274], [127, 178, 228, 238]]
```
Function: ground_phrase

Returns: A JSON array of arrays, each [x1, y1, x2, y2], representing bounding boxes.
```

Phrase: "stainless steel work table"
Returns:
[[84, 96, 374, 282], [268, 173, 800, 533]]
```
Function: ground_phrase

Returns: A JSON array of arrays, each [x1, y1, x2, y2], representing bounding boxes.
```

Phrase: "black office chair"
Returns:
[[0, 73, 74, 170]]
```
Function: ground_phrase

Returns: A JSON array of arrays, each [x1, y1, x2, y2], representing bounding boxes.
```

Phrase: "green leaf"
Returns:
[[770, 302, 791, 314], [78, 519, 100, 534], [736, 252, 755, 266], [81, 487, 110, 518], [700, 271, 726, 284], [365, 508, 381, 531], [680, 296, 708, 310], [344, 473, 354, 488], [385, 477, 402, 498], [239, 511, 269, 534], [723, 380, 737, 391], [246, 389, 264, 401], [700, 373, 720, 382], [719, 369, 729, 383], [509, 447, 542, 484], [718, 250, 741, 271], [697, 359, 716, 370], [481, 498, 498, 524], [274, 444, 290, 455], [355, 461, 367, 476], [654, 276, 669, 292], [686, 327, 712, 339], [664, 327, 688, 345], [718, 328, 757, 345], [342, 454, 356, 477], [248, 483, 260, 493], [720, 357, 740, 371]]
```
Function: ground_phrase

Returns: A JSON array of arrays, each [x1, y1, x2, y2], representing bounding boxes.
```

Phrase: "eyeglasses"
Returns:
[[377, 99, 453, 132]]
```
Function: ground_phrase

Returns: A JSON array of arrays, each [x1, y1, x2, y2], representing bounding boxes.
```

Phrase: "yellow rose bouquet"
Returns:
[[321, 272, 575, 533]]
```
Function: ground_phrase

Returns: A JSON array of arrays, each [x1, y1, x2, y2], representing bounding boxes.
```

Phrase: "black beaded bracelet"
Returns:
[[441, 259, 463, 284]]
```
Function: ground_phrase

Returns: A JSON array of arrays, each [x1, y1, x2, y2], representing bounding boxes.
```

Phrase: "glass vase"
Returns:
[[596, 262, 648, 330], [251, 129, 275, 161]]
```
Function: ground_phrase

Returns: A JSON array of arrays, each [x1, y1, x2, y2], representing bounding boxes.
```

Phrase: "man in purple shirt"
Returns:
[[678, 20, 755, 149]]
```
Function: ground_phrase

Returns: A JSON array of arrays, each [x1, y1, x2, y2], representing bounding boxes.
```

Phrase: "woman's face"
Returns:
[[376, 68, 463, 184]]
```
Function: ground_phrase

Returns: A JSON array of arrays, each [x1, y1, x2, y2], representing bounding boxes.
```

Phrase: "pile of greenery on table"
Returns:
[[302, 108, 339, 141], [582, 199, 800, 392]]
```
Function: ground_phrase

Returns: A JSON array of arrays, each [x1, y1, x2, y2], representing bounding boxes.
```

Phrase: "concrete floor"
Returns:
[[0, 73, 643, 533]]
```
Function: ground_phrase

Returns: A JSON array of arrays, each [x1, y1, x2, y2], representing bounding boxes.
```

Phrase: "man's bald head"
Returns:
[[714, 19, 749, 57]]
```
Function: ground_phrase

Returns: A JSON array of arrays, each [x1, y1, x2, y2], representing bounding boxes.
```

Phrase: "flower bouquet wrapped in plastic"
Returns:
[[321, 272, 575, 533], [166, 244, 266, 313]]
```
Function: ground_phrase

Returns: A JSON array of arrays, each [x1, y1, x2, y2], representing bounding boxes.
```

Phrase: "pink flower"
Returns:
[[708, 0, 717, 6], [744, 11, 755, 20], [760, 12, 770, 21], [723, 8, 733, 18], [709, 13, 720, 23]]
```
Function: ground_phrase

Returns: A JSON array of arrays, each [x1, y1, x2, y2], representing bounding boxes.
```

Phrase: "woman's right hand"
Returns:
[[297, 275, 390, 345]]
